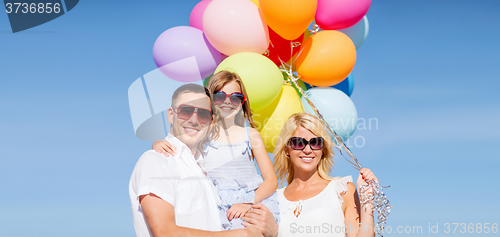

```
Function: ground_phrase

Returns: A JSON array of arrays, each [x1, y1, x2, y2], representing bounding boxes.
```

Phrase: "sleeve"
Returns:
[[130, 151, 178, 206], [333, 175, 354, 206]]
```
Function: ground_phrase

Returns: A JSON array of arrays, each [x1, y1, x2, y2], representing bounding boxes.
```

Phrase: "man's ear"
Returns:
[[167, 107, 174, 124]]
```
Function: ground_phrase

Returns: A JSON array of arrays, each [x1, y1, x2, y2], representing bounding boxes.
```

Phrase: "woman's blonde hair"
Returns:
[[206, 70, 256, 131], [273, 113, 335, 187]]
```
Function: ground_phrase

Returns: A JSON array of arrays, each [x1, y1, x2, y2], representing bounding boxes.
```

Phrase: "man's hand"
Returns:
[[242, 203, 278, 237], [227, 203, 252, 221]]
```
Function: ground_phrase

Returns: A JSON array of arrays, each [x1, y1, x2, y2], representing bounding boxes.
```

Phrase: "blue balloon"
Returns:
[[301, 87, 357, 141], [339, 16, 369, 50], [332, 73, 354, 96]]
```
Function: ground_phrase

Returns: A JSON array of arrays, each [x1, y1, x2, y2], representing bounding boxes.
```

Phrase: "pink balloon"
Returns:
[[203, 0, 269, 56], [189, 0, 212, 31], [315, 0, 371, 30]]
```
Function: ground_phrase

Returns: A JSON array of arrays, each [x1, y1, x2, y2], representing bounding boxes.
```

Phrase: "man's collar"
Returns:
[[165, 133, 202, 161]]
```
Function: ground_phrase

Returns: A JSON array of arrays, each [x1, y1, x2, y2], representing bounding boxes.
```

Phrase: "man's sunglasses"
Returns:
[[212, 91, 246, 106], [172, 104, 212, 125], [289, 137, 324, 150]]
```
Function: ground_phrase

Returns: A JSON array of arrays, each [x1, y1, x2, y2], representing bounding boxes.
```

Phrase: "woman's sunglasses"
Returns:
[[212, 91, 246, 106], [172, 104, 212, 125], [289, 137, 324, 150]]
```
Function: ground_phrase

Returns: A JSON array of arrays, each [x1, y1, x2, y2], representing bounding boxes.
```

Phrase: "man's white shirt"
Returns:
[[129, 133, 222, 237]]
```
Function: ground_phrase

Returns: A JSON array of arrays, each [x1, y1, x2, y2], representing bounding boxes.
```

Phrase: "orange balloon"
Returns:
[[296, 30, 356, 87], [259, 0, 317, 40]]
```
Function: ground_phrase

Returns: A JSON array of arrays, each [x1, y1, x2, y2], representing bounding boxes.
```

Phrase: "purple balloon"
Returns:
[[153, 26, 222, 82]]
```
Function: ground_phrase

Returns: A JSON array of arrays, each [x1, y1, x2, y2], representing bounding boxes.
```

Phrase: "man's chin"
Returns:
[[178, 133, 205, 146]]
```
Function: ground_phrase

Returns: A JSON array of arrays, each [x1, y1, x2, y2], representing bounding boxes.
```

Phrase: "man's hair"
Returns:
[[171, 83, 211, 106]]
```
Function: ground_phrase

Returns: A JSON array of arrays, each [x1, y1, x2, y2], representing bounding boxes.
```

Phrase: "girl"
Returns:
[[153, 70, 279, 230]]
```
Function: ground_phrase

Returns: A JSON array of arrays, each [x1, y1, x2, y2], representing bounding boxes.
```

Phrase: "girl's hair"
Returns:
[[206, 70, 256, 129], [273, 113, 335, 187]]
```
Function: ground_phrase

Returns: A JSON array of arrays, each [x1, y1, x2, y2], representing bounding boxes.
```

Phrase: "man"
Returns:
[[129, 84, 277, 237]]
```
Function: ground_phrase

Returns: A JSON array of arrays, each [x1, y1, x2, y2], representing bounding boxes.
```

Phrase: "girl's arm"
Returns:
[[249, 128, 278, 204], [152, 140, 177, 157], [343, 168, 377, 237]]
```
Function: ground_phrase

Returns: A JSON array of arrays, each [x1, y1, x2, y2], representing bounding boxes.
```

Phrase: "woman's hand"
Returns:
[[227, 203, 252, 221], [356, 168, 378, 187], [152, 140, 177, 157], [243, 203, 279, 237], [356, 168, 378, 209]]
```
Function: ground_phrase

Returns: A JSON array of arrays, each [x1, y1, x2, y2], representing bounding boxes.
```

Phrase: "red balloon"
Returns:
[[265, 27, 305, 67]]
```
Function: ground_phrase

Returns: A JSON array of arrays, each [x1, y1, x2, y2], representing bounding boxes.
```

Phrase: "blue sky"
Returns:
[[1, 0, 499, 236]]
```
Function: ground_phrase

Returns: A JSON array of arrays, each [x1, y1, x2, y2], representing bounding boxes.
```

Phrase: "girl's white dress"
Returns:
[[202, 125, 280, 230], [277, 176, 353, 237]]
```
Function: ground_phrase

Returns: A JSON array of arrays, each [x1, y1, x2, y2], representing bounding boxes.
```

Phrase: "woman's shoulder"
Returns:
[[326, 176, 354, 199]]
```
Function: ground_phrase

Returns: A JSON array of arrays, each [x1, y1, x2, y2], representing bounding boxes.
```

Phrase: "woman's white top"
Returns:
[[277, 176, 353, 237]]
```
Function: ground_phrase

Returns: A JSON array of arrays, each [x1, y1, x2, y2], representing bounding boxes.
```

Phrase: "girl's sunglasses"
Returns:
[[172, 104, 212, 125], [289, 137, 324, 150], [212, 91, 246, 106]]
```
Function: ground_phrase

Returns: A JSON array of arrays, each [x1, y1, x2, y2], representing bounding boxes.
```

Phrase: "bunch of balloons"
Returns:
[[152, 0, 371, 152]]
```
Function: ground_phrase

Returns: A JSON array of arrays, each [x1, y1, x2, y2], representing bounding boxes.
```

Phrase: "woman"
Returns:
[[273, 113, 377, 237], [153, 70, 279, 230]]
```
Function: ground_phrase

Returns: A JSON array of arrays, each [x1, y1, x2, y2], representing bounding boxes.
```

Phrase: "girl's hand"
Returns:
[[227, 203, 252, 221], [152, 140, 177, 157]]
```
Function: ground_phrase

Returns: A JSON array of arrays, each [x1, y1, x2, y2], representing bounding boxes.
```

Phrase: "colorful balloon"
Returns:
[[259, 0, 317, 40], [254, 85, 304, 153], [215, 52, 282, 111], [203, 0, 269, 55], [315, 0, 371, 30], [266, 27, 305, 66], [189, 0, 212, 31], [332, 73, 354, 96], [301, 87, 357, 141], [152, 26, 222, 82], [296, 30, 356, 87], [249, 0, 259, 7], [339, 16, 369, 50]]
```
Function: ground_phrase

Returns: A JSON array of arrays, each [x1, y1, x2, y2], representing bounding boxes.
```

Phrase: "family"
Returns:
[[129, 71, 379, 237]]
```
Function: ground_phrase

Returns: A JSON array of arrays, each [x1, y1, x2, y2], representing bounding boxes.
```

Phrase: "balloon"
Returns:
[[203, 0, 269, 56], [249, 0, 259, 7], [254, 85, 304, 153], [315, 0, 371, 30], [153, 26, 222, 82], [332, 73, 354, 96], [266, 27, 305, 66], [339, 16, 369, 49], [189, 0, 212, 31], [296, 30, 356, 87], [259, 0, 317, 40], [301, 87, 357, 141], [215, 52, 282, 111]]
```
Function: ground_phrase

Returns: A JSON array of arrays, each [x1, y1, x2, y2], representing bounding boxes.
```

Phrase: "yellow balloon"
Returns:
[[253, 85, 304, 153], [249, 0, 259, 7], [215, 52, 283, 111]]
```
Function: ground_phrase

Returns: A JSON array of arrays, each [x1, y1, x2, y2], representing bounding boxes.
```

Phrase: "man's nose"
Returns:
[[186, 112, 200, 126]]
